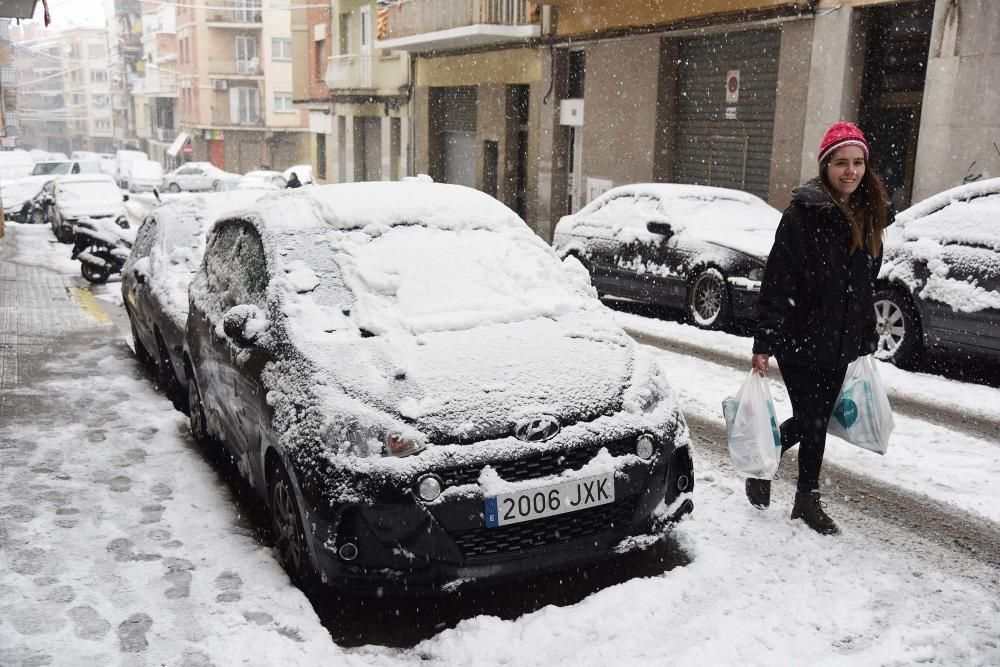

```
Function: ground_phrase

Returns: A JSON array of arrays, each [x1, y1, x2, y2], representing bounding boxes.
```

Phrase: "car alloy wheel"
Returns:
[[269, 461, 312, 584], [689, 269, 730, 329], [873, 288, 922, 366]]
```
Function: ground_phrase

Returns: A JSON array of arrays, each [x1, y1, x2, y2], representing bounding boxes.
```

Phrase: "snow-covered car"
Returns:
[[875, 177, 1000, 366], [30, 160, 103, 176], [282, 164, 314, 185], [0, 175, 55, 223], [161, 162, 240, 193], [183, 182, 695, 590], [122, 190, 269, 403], [0, 149, 36, 181], [237, 170, 287, 190], [552, 184, 781, 329], [115, 150, 149, 188], [43, 174, 128, 243], [127, 160, 164, 193]]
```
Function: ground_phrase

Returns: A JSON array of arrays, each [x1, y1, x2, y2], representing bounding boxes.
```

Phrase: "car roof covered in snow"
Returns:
[[220, 181, 526, 237], [54, 174, 118, 186], [895, 177, 1000, 226], [577, 183, 771, 216]]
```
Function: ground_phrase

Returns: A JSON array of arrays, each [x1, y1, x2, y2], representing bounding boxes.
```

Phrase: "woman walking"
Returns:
[[747, 122, 891, 535]]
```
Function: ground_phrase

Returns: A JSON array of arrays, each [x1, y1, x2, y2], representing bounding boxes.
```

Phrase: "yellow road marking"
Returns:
[[70, 287, 113, 325]]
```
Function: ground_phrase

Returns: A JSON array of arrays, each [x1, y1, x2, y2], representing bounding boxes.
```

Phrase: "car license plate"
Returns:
[[484, 473, 615, 528]]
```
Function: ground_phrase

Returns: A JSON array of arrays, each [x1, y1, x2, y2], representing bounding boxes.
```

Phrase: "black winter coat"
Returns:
[[753, 179, 888, 368]]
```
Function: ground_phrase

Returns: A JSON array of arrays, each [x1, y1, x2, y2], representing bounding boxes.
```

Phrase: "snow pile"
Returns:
[[554, 183, 780, 261], [0, 175, 51, 210], [55, 176, 125, 220]]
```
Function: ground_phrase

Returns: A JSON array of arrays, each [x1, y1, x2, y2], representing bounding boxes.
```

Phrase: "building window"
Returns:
[[272, 37, 291, 60], [313, 39, 325, 80], [91, 70, 108, 83], [96, 120, 111, 131], [316, 133, 326, 180], [274, 94, 293, 112]]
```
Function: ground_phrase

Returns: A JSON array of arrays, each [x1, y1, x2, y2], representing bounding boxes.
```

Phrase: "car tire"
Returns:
[[873, 287, 923, 367], [688, 268, 731, 330], [81, 257, 112, 284], [168, 182, 181, 193], [268, 458, 315, 587], [55, 217, 74, 244], [30, 207, 44, 226], [155, 330, 186, 411], [131, 321, 155, 371]]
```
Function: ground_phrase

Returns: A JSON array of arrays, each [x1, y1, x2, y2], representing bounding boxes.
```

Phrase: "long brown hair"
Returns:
[[819, 154, 889, 256]]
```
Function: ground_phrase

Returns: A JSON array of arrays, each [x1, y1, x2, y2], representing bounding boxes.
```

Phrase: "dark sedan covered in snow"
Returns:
[[875, 177, 1000, 366], [183, 182, 694, 590], [553, 184, 781, 329], [122, 191, 268, 404]]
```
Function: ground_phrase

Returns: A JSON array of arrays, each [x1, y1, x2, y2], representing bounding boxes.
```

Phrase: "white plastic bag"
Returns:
[[722, 371, 782, 479], [828, 355, 894, 455]]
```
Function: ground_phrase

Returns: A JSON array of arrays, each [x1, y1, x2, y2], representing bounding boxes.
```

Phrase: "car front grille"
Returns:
[[451, 494, 640, 560], [437, 436, 638, 488]]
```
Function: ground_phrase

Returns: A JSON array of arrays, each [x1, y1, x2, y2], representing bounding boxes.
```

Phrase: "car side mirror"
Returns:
[[222, 305, 265, 347], [122, 194, 130, 202], [646, 221, 673, 237]]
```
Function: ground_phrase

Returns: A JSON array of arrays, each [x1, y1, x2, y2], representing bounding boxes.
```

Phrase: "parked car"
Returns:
[[0, 150, 37, 181], [127, 160, 164, 193], [875, 177, 1000, 366], [122, 190, 269, 404], [183, 182, 694, 590], [30, 160, 102, 176], [42, 174, 128, 243], [552, 184, 781, 329], [0, 175, 55, 223], [161, 162, 239, 193], [237, 170, 286, 190], [115, 149, 149, 188]]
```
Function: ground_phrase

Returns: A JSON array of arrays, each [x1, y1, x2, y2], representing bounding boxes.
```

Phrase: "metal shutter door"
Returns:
[[672, 29, 780, 199], [431, 86, 478, 187]]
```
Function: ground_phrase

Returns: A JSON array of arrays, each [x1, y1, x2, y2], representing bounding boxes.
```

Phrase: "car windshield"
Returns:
[[898, 193, 1000, 250], [31, 162, 73, 175], [333, 225, 587, 335], [57, 180, 122, 208]]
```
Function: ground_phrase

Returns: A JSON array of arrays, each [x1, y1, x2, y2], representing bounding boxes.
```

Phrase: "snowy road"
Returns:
[[2, 223, 999, 665]]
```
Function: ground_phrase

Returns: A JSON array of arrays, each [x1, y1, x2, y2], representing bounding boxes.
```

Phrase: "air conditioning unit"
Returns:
[[212, 79, 228, 91]]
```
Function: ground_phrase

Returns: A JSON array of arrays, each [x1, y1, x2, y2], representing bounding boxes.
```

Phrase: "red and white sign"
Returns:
[[182, 143, 193, 156], [726, 70, 740, 104]]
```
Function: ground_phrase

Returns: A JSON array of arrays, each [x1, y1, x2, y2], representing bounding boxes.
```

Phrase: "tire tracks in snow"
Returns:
[[626, 328, 1000, 445]]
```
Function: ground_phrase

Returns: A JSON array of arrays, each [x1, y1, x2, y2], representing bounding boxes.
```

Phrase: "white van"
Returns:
[[115, 150, 149, 188]]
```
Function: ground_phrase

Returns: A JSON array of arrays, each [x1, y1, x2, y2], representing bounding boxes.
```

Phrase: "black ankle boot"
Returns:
[[791, 491, 840, 535], [745, 478, 771, 509]]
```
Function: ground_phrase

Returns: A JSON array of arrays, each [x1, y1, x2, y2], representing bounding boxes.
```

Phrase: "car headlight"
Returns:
[[384, 433, 425, 457], [747, 266, 765, 282]]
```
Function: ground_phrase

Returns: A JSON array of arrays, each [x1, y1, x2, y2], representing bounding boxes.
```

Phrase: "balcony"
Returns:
[[154, 127, 178, 142], [211, 110, 263, 127], [206, 0, 263, 27], [378, 0, 540, 53], [207, 58, 262, 77], [325, 54, 373, 90]]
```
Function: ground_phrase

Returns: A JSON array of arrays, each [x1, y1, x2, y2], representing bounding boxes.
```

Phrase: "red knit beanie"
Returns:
[[818, 121, 870, 163]]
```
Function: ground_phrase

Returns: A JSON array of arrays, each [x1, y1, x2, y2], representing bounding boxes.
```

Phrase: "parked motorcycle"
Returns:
[[70, 216, 133, 284]]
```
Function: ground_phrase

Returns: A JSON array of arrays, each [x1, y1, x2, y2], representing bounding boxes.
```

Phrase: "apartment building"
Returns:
[[12, 25, 114, 154], [176, 0, 306, 173], [291, 0, 411, 184], [132, 0, 178, 165], [380, 0, 1000, 239], [0, 18, 17, 149], [106, 0, 143, 149]]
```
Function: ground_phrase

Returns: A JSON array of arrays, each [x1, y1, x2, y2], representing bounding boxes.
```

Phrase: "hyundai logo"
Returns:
[[513, 415, 561, 442]]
